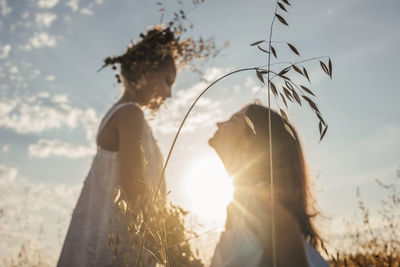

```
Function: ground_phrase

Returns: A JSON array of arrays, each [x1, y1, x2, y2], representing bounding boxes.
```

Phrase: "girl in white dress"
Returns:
[[58, 27, 177, 267], [209, 104, 330, 267]]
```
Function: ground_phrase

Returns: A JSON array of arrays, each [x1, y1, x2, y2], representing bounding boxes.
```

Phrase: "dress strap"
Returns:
[[96, 102, 140, 144]]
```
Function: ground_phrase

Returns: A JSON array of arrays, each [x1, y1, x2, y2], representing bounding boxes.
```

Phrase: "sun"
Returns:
[[183, 154, 234, 225]]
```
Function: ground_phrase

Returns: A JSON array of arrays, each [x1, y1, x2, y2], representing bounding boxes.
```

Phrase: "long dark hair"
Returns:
[[244, 104, 321, 247]]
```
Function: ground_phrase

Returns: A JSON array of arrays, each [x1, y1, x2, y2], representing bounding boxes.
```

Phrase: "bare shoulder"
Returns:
[[114, 103, 145, 127]]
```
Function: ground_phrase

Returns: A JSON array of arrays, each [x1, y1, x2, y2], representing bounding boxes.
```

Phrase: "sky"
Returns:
[[0, 0, 400, 265]]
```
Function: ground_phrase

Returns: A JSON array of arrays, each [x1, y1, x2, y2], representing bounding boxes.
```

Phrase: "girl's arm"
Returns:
[[116, 104, 148, 207]]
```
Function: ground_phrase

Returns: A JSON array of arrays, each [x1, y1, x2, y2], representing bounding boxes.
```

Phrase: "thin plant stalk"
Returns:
[[135, 67, 256, 267], [266, 2, 279, 267]]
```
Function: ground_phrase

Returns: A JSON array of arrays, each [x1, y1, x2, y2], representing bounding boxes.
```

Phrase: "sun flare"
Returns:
[[183, 155, 234, 225]]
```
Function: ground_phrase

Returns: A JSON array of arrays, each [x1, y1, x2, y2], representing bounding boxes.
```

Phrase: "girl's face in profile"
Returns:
[[209, 106, 250, 175], [128, 59, 177, 109]]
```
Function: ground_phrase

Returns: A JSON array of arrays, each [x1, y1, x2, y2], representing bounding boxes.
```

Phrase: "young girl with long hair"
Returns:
[[209, 104, 330, 267]]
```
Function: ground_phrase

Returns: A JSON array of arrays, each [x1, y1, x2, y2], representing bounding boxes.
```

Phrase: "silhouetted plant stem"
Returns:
[[136, 67, 257, 267], [266, 2, 279, 267]]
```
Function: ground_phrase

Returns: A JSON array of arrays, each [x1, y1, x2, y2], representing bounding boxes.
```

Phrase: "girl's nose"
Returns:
[[216, 122, 223, 128]]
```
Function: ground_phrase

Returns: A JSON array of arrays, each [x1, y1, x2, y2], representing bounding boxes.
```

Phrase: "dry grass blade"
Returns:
[[318, 121, 322, 135], [280, 92, 288, 108], [319, 124, 328, 142], [292, 64, 303, 75], [245, 116, 256, 134], [282, 0, 291, 6], [275, 13, 289, 26], [270, 81, 278, 96], [271, 45, 277, 58], [278, 66, 291, 76], [316, 111, 326, 126], [283, 86, 293, 101], [320, 60, 330, 77], [291, 89, 302, 105], [251, 40, 264, 46], [328, 58, 333, 79], [284, 123, 296, 139], [287, 43, 300, 55], [278, 2, 288, 12], [280, 108, 289, 122], [300, 85, 315, 96], [302, 95, 320, 113], [258, 45, 270, 54], [256, 70, 265, 84], [285, 80, 294, 91], [303, 66, 311, 83]]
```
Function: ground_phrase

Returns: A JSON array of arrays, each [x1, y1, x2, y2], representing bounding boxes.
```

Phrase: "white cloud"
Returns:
[[28, 139, 95, 158], [80, 7, 93, 16], [9, 66, 18, 74], [203, 67, 230, 82], [35, 12, 57, 28], [66, 0, 79, 12], [28, 32, 57, 49], [148, 68, 226, 134], [0, 92, 100, 141], [21, 11, 29, 19], [0, 164, 81, 261], [1, 144, 9, 153], [0, 0, 12, 16], [45, 75, 55, 81], [51, 94, 67, 103], [0, 43, 11, 59], [36, 0, 58, 9]]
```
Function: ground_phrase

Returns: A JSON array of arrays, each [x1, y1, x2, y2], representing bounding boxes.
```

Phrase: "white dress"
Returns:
[[210, 200, 330, 267], [58, 102, 165, 267]]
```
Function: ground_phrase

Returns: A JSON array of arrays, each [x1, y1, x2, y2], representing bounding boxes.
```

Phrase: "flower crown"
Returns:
[[98, 23, 226, 82]]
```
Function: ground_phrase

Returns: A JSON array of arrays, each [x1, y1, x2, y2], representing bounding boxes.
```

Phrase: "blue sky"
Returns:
[[0, 0, 399, 264]]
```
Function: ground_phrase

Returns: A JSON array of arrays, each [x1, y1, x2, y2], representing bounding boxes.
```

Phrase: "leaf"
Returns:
[[282, 0, 291, 6], [245, 116, 256, 134], [270, 82, 278, 96], [319, 121, 322, 135], [316, 112, 326, 126], [291, 89, 302, 105], [114, 188, 121, 204], [292, 64, 303, 75], [284, 123, 296, 140], [280, 93, 288, 108], [328, 58, 333, 79], [275, 13, 289, 26], [257, 45, 270, 54], [303, 67, 311, 83], [271, 46, 277, 58], [256, 70, 264, 84], [285, 80, 294, 91], [302, 95, 320, 113], [300, 85, 315, 96], [280, 108, 289, 122], [287, 43, 300, 56], [251, 40, 264, 46], [283, 87, 293, 101], [319, 124, 328, 142], [320, 60, 330, 77], [278, 2, 288, 12], [278, 66, 291, 76]]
